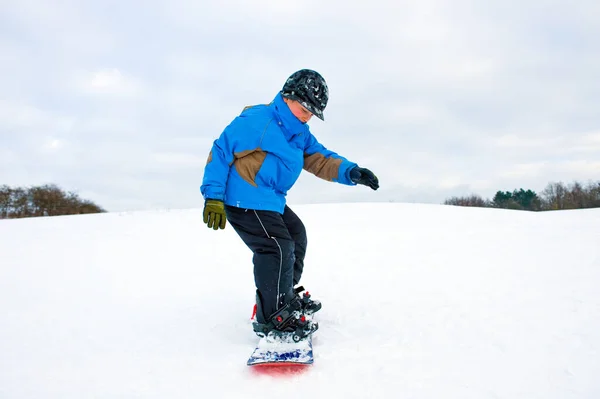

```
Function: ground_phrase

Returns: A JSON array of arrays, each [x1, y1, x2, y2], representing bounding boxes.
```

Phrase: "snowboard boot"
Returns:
[[252, 292, 318, 342], [294, 286, 322, 316]]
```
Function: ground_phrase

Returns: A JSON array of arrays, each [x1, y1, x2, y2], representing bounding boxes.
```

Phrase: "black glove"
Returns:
[[203, 199, 227, 230], [350, 167, 379, 190]]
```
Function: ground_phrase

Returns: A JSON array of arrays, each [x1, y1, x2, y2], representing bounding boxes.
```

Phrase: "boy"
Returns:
[[201, 69, 379, 339]]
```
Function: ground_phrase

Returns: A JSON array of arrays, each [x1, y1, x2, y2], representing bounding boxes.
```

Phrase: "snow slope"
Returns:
[[1, 203, 599, 398]]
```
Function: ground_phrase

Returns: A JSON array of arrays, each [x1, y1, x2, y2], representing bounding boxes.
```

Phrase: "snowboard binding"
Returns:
[[294, 286, 322, 316], [252, 292, 318, 342]]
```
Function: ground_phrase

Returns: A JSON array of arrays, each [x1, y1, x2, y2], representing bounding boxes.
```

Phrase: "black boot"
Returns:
[[252, 292, 318, 342]]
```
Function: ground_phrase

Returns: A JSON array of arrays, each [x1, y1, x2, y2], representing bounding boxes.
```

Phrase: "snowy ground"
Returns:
[[1, 203, 599, 398]]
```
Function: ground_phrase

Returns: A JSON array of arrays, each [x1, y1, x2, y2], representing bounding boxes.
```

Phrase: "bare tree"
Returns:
[[0, 184, 105, 219], [539, 181, 600, 210], [444, 195, 490, 208], [541, 182, 568, 210]]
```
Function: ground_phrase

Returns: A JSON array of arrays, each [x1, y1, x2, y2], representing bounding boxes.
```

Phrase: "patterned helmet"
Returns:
[[280, 69, 329, 121]]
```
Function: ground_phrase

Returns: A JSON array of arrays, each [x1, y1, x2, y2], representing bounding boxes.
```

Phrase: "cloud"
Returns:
[[574, 132, 600, 152], [0, 101, 65, 130], [76, 69, 143, 96], [563, 160, 600, 175], [153, 152, 207, 169], [500, 162, 549, 179], [491, 135, 564, 150]]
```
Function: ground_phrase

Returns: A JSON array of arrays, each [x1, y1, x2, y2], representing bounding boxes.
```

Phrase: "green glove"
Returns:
[[203, 199, 226, 230]]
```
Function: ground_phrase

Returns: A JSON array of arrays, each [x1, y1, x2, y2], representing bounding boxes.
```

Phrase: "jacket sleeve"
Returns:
[[303, 132, 357, 185], [200, 118, 245, 201]]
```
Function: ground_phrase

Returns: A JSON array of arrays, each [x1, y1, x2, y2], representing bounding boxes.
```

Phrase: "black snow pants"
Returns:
[[225, 205, 307, 324]]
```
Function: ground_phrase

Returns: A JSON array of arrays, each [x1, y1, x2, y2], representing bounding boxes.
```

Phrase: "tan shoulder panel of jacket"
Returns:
[[303, 153, 343, 182]]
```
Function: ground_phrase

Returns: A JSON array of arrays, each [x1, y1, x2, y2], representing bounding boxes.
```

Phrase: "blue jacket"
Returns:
[[201, 93, 357, 214]]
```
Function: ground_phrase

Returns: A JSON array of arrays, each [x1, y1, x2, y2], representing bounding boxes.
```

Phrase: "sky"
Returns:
[[1, 0, 600, 212]]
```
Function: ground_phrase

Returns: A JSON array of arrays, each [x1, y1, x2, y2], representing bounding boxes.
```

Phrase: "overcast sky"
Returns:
[[1, 0, 599, 212]]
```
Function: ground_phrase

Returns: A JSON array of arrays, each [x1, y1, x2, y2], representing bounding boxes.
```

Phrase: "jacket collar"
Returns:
[[271, 93, 309, 139]]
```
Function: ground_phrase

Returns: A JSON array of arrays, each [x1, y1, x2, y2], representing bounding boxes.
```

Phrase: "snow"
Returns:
[[249, 334, 313, 366], [1, 203, 599, 398]]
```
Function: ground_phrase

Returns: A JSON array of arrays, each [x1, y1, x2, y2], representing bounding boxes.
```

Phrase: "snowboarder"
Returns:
[[200, 69, 379, 340]]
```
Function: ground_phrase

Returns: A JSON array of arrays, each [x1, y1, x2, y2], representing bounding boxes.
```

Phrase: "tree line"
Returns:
[[0, 184, 105, 219], [3, 180, 598, 219], [444, 181, 600, 211]]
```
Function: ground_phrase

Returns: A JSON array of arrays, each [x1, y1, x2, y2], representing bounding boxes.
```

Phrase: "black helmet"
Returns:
[[280, 69, 329, 121]]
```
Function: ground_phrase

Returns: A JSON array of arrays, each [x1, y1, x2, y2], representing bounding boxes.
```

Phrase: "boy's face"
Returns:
[[284, 98, 313, 123]]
